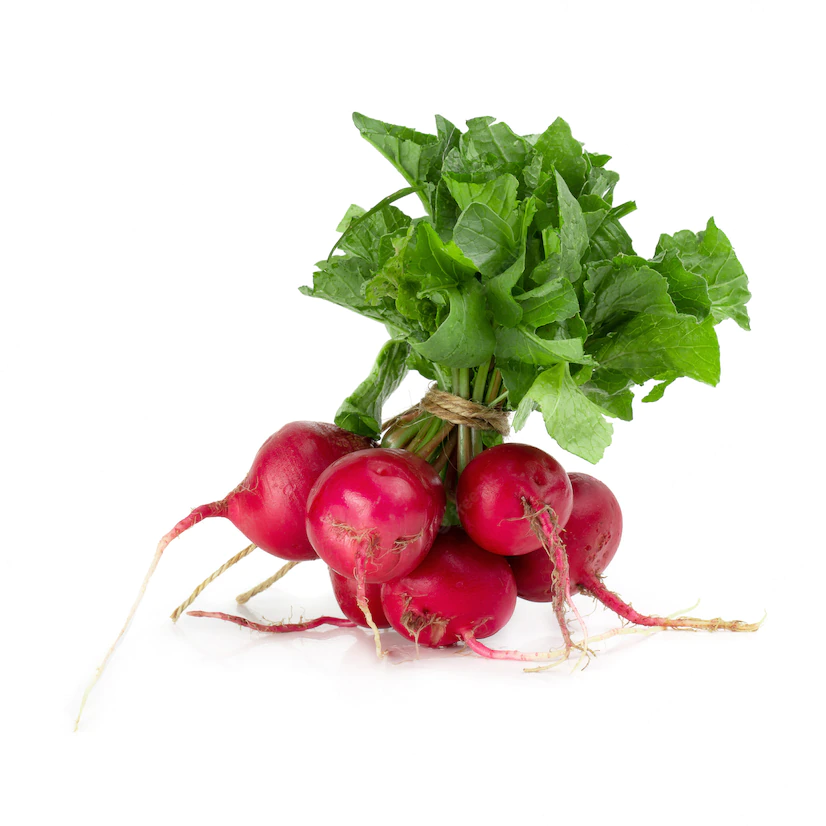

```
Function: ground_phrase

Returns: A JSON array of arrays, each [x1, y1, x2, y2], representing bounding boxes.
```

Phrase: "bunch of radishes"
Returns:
[[180, 421, 755, 658], [78, 419, 756, 733], [76, 111, 760, 729]]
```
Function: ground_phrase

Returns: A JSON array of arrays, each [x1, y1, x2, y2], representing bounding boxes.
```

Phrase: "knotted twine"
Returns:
[[382, 385, 510, 436]]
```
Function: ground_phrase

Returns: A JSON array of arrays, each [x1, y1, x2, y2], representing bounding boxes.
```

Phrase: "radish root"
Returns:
[[355, 552, 384, 659], [526, 499, 590, 655], [187, 610, 356, 632], [235, 559, 302, 605], [170, 543, 257, 621], [74, 502, 225, 731], [580, 574, 764, 633]]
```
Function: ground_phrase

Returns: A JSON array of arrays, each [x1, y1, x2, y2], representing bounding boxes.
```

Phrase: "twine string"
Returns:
[[383, 386, 510, 436]]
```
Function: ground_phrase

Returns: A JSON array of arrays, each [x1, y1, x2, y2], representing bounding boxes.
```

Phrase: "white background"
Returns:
[[2, 1, 822, 823]]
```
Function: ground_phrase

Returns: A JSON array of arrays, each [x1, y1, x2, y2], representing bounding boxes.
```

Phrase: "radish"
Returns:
[[76, 420, 370, 730], [457, 443, 573, 556], [158, 421, 371, 564], [456, 442, 581, 650], [511, 472, 761, 634], [306, 448, 445, 654], [380, 527, 517, 654], [330, 569, 390, 629]]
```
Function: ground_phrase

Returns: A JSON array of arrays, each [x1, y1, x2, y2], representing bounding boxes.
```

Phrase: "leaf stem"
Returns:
[[470, 359, 491, 457], [484, 368, 503, 405], [456, 368, 472, 473]]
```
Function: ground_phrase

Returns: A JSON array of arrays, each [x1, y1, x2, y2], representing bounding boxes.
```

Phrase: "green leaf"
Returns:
[[580, 200, 635, 263], [583, 262, 676, 334], [641, 373, 677, 403], [464, 116, 530, 169], [534, 118, 588, 195], [579, 369, 635, 421], [523, 151, 544, 192], [581, 160, 620, 203], [497, 359, 540, 408], [453, 202, 517, 277], [408, 221, 477, 288], [444, 173, 519, 222], [302, 255, 380, 319], [516, 363, 613, 463], [592, 314, 721, 386], [411, 281, 496, 368], [645, 251, 711, 321], [335, 340, 410, 438], [484, 198, 538, 327], [656, 217, 751, 329], [532, 171, 589, 285], [336, 203, 412, 268], [407, 349, 438, 382], [353, 113, 439, 206], [328, 186, 418, 261], [336, 204, 366, 233], [495, 326, 593, 367], [517, 278, 580, 327]]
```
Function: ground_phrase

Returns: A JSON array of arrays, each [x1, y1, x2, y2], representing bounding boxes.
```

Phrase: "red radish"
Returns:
[[510, 472, 622, 602], [456, 442, 579, 650], [380, 528, 517, 652], [511, 472, 760, 634], [306, 448, 445, 654], [159, 421, 371, 564], [75, 421, 370, 730], [457, 443, 573, 556], [330, 569, 390, 629]]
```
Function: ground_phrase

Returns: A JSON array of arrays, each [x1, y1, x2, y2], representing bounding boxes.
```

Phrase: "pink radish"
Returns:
[[511, 472, 760, 634], [380, 527, 517, 652], [75, 421, 370, 730], [306, 448, 445, 653], [456, 442, 580, 650], [330, 569, 390, 629], [159, 421, 371, 563], [456, 443, 573, 556]]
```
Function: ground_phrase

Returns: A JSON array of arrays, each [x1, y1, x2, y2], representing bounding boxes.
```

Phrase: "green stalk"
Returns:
[[406, 413, 438, 455], [381, 413, 427, 450], [470, 358, 492, 458], [418, 419, 454, 463], [484, 367, 503, 405], [456, 368, 472, 473]]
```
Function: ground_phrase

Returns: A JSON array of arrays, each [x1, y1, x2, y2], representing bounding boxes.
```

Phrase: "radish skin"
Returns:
[[381, 528, 517, 650]]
